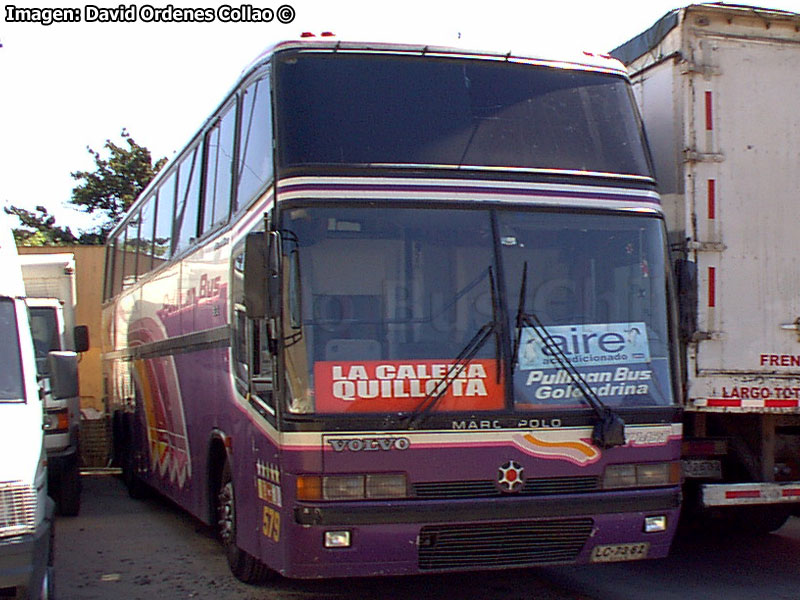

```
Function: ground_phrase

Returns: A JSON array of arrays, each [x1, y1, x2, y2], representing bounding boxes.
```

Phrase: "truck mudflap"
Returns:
[[702, 482, 800, 507]]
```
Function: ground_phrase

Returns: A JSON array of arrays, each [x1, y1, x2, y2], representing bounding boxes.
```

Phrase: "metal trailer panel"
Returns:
[[625, 5, 800, 407]]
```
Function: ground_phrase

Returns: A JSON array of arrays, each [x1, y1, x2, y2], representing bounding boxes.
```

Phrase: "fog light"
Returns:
[[324, 530, 351, 548], [644, 515, 667, 533]]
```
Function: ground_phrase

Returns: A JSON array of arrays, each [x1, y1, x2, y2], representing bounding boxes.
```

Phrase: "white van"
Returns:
[[0, 223, 54, 598]]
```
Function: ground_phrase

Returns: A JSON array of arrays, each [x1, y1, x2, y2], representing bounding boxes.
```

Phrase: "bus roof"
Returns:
[[241, 36, 629, 79], [108, 36, 631, 242]]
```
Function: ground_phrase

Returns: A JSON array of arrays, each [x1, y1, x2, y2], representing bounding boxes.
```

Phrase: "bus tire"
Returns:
[[217, 461, 272, 584], [121, 417, 148, 500]]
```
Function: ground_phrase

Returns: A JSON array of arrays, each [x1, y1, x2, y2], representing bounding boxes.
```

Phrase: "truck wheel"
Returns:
[[216, 461, 272, 584], [57, 456, 82, 516], [735, 506, 792, 535]]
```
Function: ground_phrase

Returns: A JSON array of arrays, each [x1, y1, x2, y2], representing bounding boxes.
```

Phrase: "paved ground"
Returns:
[[56, 472, 800, 600], [54, 472, 584, 600]]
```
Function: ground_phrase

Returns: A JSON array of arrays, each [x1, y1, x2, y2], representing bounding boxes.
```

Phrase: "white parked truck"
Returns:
[[20, 254, 88, 516], [0, 224, 55, 598], [613, 3, 800, 532]]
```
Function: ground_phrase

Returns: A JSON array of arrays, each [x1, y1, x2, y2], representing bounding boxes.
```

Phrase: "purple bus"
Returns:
[[103, 38, 682, 583]]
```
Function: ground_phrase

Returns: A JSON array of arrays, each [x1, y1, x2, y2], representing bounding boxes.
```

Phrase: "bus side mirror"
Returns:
[[74, 325, 90, 353], [674, 259, 697, 342], [244, 231, 280, 320], [245, 232, 268, 319], [47, 351, 79, 400]]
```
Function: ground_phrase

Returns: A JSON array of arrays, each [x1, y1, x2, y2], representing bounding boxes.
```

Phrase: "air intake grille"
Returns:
[[413, 476, 599, 499], [0, 482, 37, 537], [418, 518, 593, 570]]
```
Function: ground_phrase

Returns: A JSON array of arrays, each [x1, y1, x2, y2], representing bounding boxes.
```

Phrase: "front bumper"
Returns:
[[0, 498, 53, 596], [282, 487, 680, 578]]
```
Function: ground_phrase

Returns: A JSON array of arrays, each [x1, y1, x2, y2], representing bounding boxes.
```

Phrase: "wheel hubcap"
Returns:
[[218, 481, 235, 544]]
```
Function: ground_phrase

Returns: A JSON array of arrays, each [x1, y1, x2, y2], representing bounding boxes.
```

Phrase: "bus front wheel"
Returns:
[[216, 461, 272, 584]]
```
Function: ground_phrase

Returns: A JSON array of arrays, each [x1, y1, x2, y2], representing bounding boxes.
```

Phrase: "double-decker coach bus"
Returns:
[[104, 36, 683, 582]]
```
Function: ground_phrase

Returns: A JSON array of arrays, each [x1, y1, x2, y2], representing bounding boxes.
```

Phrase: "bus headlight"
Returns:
[[297, 473, 407, 501], [365, 474, 406, 498], [323, 476, 365, 501], [603, 462, 681, 489]]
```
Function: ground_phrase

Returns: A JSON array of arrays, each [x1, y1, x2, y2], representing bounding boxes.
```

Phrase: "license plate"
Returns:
[[682, 459, 722, 479], [590, 542, 650, 563]]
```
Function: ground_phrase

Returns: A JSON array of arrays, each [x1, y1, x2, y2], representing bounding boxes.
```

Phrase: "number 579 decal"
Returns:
[[262, 506, 280, 542]]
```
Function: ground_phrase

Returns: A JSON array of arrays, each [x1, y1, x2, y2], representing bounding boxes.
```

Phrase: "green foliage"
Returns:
[[5, 129, 165, 246], [70, 128, 167, 241], [5, 205, 77, 246]]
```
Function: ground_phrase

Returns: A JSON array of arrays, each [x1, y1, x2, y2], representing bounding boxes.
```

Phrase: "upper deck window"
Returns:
[[275, 52, 652, 178]]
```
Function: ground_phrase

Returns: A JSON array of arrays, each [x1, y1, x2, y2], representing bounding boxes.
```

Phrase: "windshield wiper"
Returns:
[[403, 266, 502, 430], [513, 263, 626, 449]]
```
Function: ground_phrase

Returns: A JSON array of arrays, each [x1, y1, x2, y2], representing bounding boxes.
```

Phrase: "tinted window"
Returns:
[[137, 195, 155, 276], [237, 72, 273, 209], [0, 299, 25, 401], [154, 173, 176, 266], [276, 53, 651, 177], [111, 232, 125, 297], [103, 241, 114, 301], [203, 103, 236, 234], [174, 146, 202, 255], [122, 213, 140, 289]]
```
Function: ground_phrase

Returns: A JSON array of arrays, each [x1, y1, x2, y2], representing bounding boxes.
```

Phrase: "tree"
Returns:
[[5, 206, 78, 246], [5, 129, 166, 245], [70, 128, 167, 241]]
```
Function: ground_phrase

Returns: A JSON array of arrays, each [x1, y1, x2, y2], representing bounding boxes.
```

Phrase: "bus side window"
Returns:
[[236, 69, 273, 212], [174, 144, 202, 256], [112, 230, 125, 296], [154, 172, 176, 267], [202, 101, 236, 236], [137, 194, 156, 276], [104, 238, 117, 300], [122, 213, 140, 290]]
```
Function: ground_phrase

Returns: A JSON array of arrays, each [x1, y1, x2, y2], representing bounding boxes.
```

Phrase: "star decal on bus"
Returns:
[[497, 460, 525, 492]]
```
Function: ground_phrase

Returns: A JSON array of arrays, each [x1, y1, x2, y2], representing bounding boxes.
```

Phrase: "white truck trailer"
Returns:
[[19, 254, 88, 516], [613, 3, 800, 532]]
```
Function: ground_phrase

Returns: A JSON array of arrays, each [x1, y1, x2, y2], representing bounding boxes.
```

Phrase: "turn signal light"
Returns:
[[43, 409, 69, 433]]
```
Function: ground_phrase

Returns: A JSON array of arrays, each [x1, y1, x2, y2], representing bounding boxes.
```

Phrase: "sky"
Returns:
[[2, 0, 800, 232]]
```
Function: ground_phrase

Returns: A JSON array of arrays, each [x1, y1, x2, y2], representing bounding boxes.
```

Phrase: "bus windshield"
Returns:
[[275, 52, 652, 177], [281, 206, 674, 415]]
